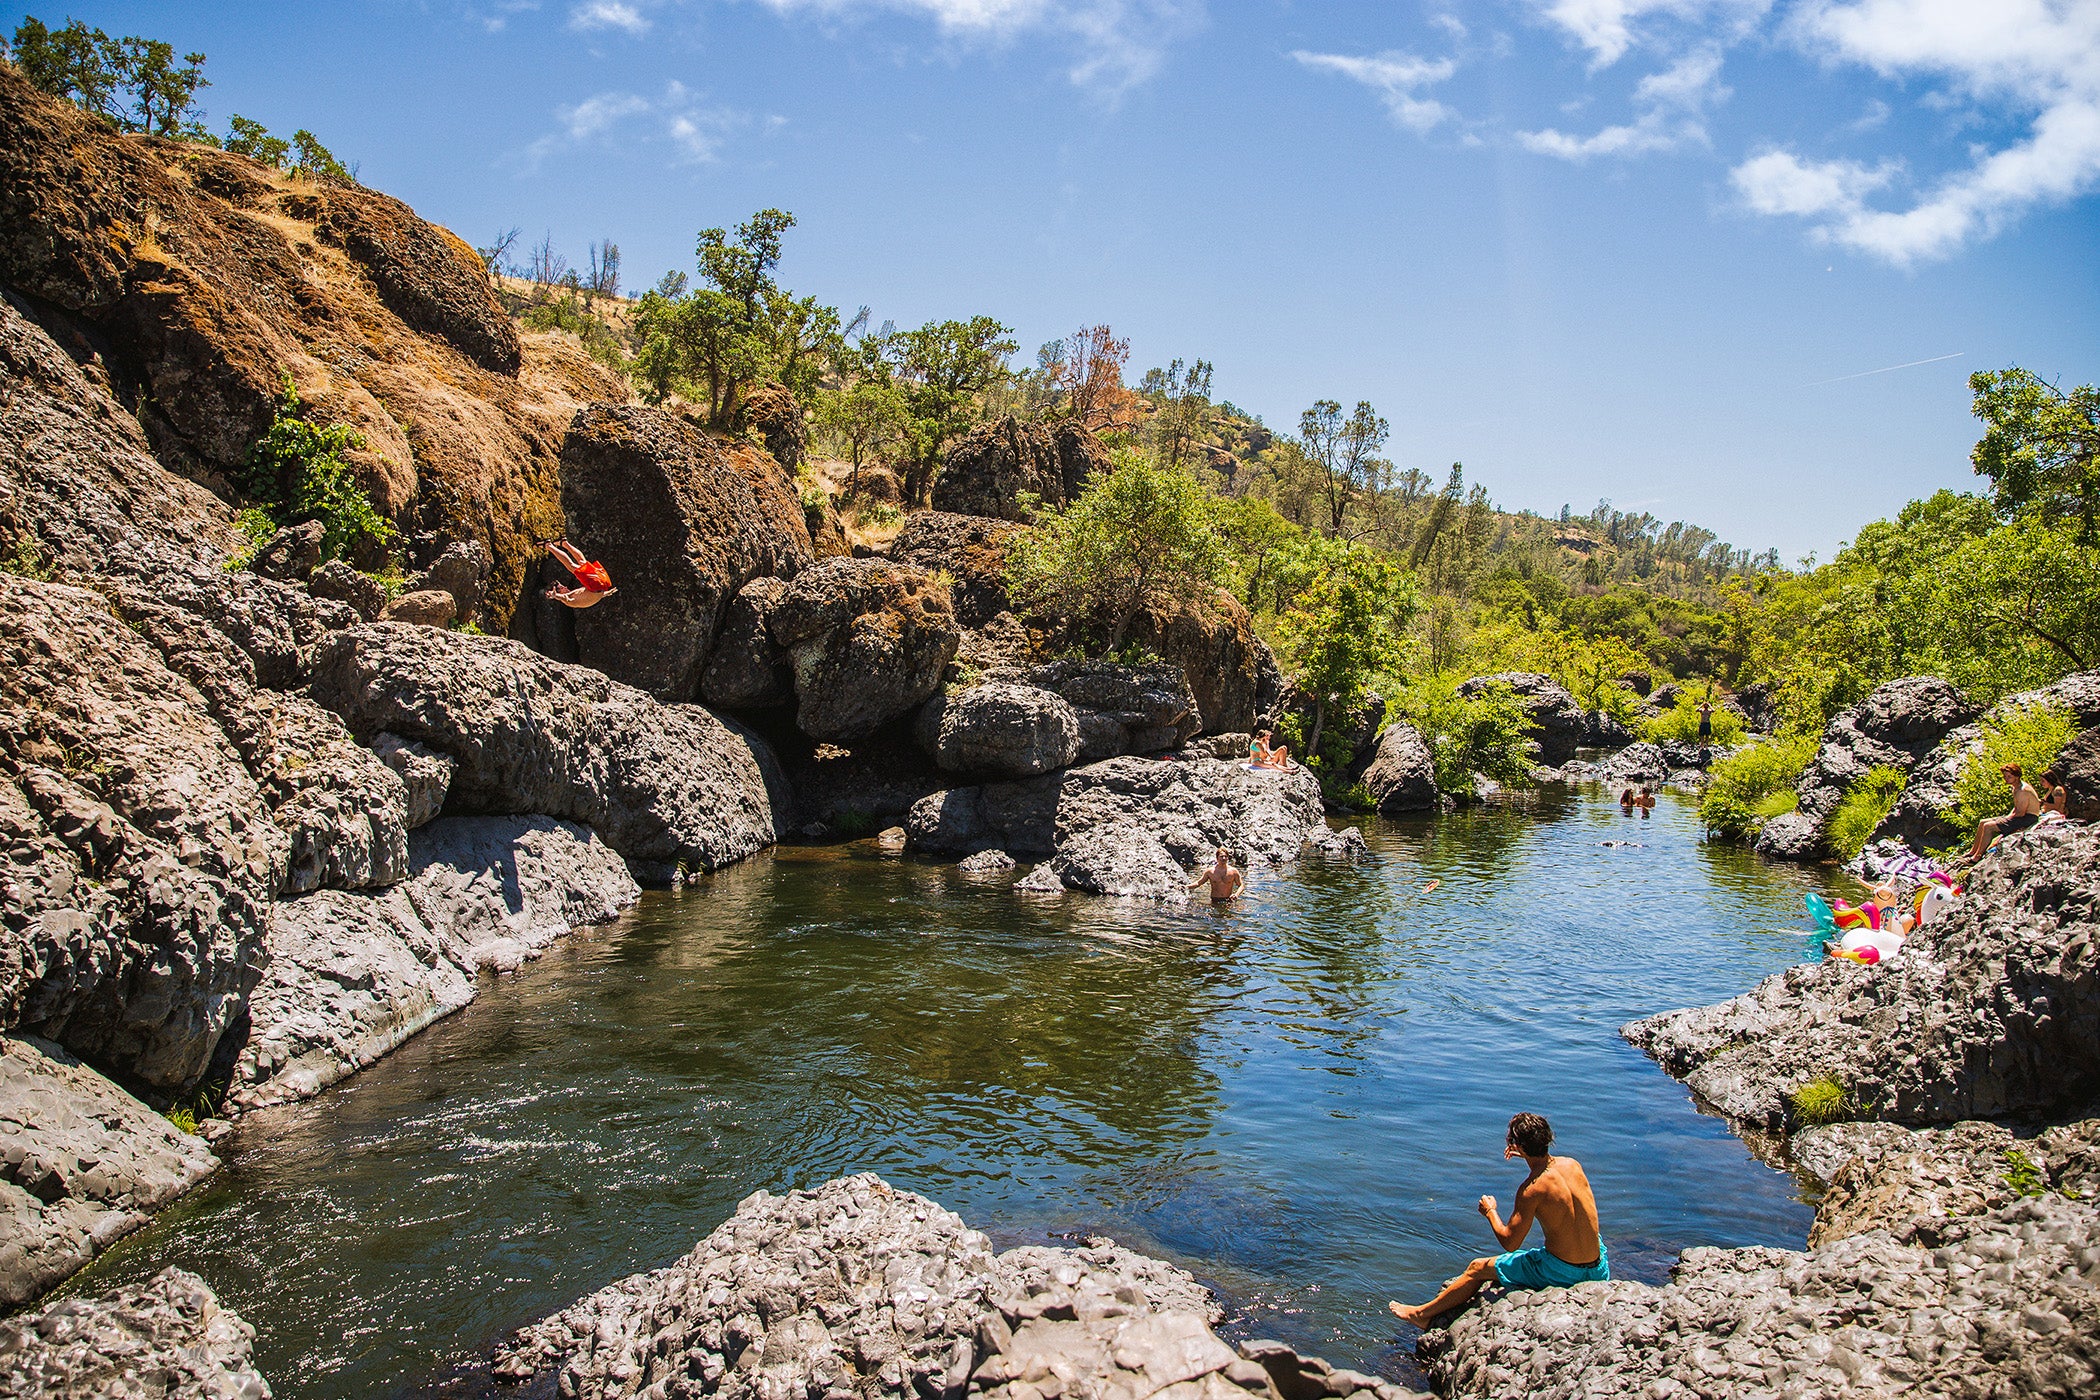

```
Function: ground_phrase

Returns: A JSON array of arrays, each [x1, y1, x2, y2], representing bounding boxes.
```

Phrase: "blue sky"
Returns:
[[12, 1, 2098, 559]]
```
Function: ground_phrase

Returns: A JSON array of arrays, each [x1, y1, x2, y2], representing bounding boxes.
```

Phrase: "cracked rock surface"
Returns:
[[0, 1265, 270, 1399]]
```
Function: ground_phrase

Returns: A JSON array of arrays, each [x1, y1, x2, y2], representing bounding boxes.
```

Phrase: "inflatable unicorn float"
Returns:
[[1805, 877, 1961, 964]]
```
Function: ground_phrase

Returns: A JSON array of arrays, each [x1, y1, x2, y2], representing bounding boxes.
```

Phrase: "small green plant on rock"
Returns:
[[1787, 1073, 1852, 1126], [2, 534, 55, 581], [833, 810, 877, 838], [241, 377, 395, 566], [1699, 732, 1815, 840], [165, 1107, 198, 1135], [1829, 765, 1908, 858], [2001, 1147, 2047, 1198]]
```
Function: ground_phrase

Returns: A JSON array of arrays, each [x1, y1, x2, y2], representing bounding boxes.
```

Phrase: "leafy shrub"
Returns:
[[1828, 765, 1908, 858], [2002, 1147, 2047, 1199], [241, 378, 395, 565], [522, 291, 627, 370], [1699, 732, 1815, 839], [855, 500, 902, 529], [1321, 778, 1376, 813], [832, 810, 877, 838], [1787, 1074, 1851, 1126], [1942, 700, 2077, 842], [165, 1107, 198, 1135], [2, 534, 54, 581], [1643, 691, 1746, 747], [1392, 675, 1536, 796]]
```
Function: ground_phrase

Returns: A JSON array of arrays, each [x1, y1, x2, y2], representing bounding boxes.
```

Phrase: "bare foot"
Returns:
[[1388, 1301, 1433, 1327]]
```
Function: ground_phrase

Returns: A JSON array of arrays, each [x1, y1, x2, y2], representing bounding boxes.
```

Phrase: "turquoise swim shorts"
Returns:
[[1492, 1244, 1610, 1291]]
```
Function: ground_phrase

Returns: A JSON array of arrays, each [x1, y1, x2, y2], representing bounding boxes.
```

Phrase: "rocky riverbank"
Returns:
[[488, 1173, 1427, 1400], [1409, 819, 2100, 1398]]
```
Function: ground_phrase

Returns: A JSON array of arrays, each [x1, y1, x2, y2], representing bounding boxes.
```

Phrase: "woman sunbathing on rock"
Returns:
[[543, 540, 617, 609]]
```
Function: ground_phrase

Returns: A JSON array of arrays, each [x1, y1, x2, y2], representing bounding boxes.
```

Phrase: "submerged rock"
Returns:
[[0, 1265, 272, 1399], [0, 1036, 219, 1308]]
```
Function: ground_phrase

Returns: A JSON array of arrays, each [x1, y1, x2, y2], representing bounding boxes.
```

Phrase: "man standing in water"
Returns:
[[1189, 848, 1245, 902], [1388, 1113, 1608, 1326]]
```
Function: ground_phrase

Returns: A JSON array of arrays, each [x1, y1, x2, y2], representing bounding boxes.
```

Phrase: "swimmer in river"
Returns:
[[1389, 1113, 1608, 1326], [1188, 847, 1245, 902]]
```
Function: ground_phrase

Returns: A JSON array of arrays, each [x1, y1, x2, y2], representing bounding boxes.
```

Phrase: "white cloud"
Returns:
[[1738, 0, 2100, 263], [1292, 49, 1459, 133], [570, 0, 651, 32], [1531, 0, 1770, 67], [516, 81, 744, 170], [1518, 44, 1727, 158], [751, 0, 1205, 91]]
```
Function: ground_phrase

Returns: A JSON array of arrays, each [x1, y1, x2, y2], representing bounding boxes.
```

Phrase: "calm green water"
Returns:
[[73, 787, 1827, 1396]]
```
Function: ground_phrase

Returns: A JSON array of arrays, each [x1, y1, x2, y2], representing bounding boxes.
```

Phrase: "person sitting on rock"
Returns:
[[1262, 742, 1293, 771], [1189, 848, 1245, 902], [1249, 731, 1275, 766], [1388, 1113, 1608, 1327], [2038, 765, 2069, 822], [543, 539, 617, 609], [1968, 763, 2041, 859]]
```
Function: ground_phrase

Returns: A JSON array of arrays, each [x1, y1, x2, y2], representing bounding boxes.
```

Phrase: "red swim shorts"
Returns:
[[574, 560, 612, 592]]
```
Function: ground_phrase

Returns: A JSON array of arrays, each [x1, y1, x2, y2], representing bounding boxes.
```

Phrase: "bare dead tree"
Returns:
[[477, 226, 521, 282]]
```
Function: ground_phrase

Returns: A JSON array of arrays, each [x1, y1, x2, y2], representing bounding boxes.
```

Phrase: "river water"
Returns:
[[69, 786, 1830, 1396]]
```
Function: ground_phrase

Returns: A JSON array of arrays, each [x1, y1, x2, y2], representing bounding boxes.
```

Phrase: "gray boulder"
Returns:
[[2061, 725, 2100, 821], [956, 848, 1016, 874], [1357, 722, 1439, 813], [768, 559, 960, 741], [1050, 826, 1188, 900], [1875, 670, 2100, 851], [917, 682, 1082, 777], [1755, 675, 1978, 863], [404, 538, 492, 624], [698, 576, 794, 710], [0, 1036, 219, 1308], [0, 1265, 271, 1399], [246, 520, 324, 582], [908, 755, 1325, 873], [307, 622, 784, 879], [1456, 672, 1589, 765], [378, 588, 455, 628], [306, 560, 386, 622], [1306, 824, 1372, 860], [1010, 658, 1201, 759], [228, 816, 638, 1110], [931, 415, 1105, 521], [369, 733, 453, 829], [560, 403, 815, 700], [1624, 820, 2100, 1131], [1013, 863, 1064, 894]]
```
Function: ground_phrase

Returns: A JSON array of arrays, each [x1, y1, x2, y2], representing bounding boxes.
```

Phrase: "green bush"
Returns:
[[165, 1107, 198, 1135], [2, 534, 54, 581], [2002, 1147, 2047, 1199], [1643, 691, 1747, 747], [855, 500, 902, 528], [1392, 675, 1536, 796], [1828, 765, 1908, 858], [1787, 1074, 1851, 1126], [241, 378, 395, 565], [1941, 700, 2077, 842], [1699, 732, 1814, 839], [832, 810, 877, 838], [522, 291, 627, 370]]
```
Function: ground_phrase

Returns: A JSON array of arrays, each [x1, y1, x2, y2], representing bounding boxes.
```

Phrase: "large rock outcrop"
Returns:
[[227, 816, 637, 1110], [931, 416, 1105, 521], [1422, 1119, 2099, 1400], [0, 64, 622, 629], [307, 623, 785, 879], [889, 511, 1025, 630], [0, 1265, 272, 1399], [1623, 821, 2100, 1132], [1873, 670, 2100, 852], [491, 1173, 1426, 1400], [559, 404, 815, 699], [0, 1036, 220, 1309], [700, 577, 795, 710], [1753, 675, 1979, 863], [908, 755, 1326, 893], [767, 559, 960, 741], [1355, 723, 1439, 814]]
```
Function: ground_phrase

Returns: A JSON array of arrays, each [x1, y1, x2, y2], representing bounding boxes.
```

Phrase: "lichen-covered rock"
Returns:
[[488, 1174, 1371, 1400], [0, 1036, 220, 1308], [768, 559, 960, 741], [0, 1265, 272, 1398], [1754, 674, 1979, 863], [1623, 821, 2100, 1131], [1356, 723, 1439, 813], [227, 816, 637, 1110], [743, 382, 809, 473], [307, 623, 784, 879], [908, 755, 1326, 877], [378, 589, 456, 627], [932, 416, 1103, 521], [889, 511, 1026, 629], [559, 404, 815, 700], [1873, 670, 2100, 851], [699, 577, 795, 710], [918, 682, 1083, 777]]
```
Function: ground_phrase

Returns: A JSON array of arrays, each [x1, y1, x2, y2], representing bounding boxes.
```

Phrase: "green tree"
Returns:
[[224, 114, 289, 168], [6, 16, 124, 122], [1275, 546, 1420, 758], [887, 316, 1015, 504], [1143, 357, 1213, 470], [112, 36, 207, 137], [813, 378, 907, 496], [1970, 368, 2100, 544], [289, 129, 352, 183], [1298, 398, 1390, 538], [1005, 451, 1227, 652], [241, 378, 394, 565]]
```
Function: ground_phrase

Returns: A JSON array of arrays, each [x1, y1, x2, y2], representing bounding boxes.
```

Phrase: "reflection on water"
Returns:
[[69, 788, 1824, 1397]]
